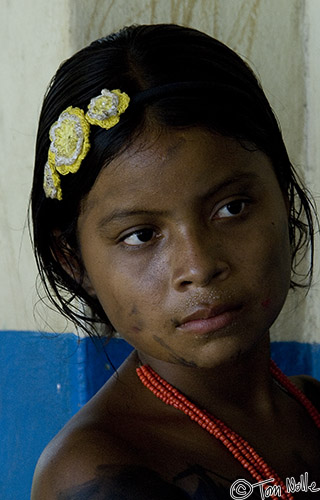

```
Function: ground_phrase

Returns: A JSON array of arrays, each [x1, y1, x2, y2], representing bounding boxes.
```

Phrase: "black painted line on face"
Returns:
[[153, 335, 198, 368]]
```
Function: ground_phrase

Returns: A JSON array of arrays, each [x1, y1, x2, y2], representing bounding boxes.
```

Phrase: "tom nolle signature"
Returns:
[[230, 473, 320, 499]]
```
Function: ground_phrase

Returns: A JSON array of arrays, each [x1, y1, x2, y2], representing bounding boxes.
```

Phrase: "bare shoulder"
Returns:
[[290, 373, 320, 411], [30, 421, 124, 499], [31, 356, 190, 500], [31, 423, 189, 500]]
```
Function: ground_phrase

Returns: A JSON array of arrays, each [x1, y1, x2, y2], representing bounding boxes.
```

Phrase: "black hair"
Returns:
[[31, 23, 316, 337]]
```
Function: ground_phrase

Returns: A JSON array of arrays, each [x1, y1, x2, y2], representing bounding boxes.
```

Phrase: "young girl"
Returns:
[[31, 24, 320, 500]]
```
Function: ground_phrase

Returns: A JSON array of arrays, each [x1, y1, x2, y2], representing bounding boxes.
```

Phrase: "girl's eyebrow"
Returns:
[[201, 171, 261, 202], [97, 209, 170, 229], [97, 171, 261, 229]]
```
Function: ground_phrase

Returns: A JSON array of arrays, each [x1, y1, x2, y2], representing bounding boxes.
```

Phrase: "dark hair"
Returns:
[[31, 23, 316, 337]]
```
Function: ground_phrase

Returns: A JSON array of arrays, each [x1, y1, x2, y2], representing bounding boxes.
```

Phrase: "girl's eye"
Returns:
[[122, 228, 156, 246], [215, 200, 246, 218]]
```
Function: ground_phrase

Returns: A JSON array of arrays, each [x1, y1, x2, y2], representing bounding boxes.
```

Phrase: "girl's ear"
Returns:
[[52, 230, 97, 298]]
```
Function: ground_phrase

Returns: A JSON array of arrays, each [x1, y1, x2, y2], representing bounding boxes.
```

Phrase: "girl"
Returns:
[[31, 24, 320, 500]]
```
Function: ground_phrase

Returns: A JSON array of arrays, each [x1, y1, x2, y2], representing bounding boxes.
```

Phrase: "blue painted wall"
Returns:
[[1, 331, 319, 500], [0, 331, 132, 500]]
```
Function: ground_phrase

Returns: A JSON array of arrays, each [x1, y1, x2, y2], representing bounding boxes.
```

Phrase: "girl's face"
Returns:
[[77, 128, 291, 368]]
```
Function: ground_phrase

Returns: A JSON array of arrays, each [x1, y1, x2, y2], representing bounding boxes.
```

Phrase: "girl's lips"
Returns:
[[176, 304, 242, 335]]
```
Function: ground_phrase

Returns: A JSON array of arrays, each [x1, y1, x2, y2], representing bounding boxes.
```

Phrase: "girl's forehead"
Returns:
[[80, 128, 275, 219], [99, 128, 262, 181], [114, 127, 246, 167]]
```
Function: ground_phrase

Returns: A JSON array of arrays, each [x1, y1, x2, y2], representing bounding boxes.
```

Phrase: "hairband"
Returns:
[[43, 89, 130, 200]]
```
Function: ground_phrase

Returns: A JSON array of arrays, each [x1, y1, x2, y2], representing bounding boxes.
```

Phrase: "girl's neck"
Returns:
[[136, 333, 276, 419]]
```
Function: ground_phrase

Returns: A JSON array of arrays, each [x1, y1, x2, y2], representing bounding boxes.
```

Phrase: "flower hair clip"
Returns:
[[43, 89, 130, 200]]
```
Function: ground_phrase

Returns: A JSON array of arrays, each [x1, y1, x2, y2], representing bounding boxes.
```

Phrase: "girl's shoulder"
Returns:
[[31, 416, 189, 500], [29, 418, 127, 498], [290, 374, 320, 411], [31, 360, 190, 500]]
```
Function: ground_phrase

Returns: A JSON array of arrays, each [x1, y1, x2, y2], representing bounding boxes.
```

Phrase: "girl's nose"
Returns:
[[170, 228, 230, 291]]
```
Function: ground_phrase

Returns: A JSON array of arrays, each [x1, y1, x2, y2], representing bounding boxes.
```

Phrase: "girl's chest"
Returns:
[[125, 415, 320, 500], [150, 439, 320, 500]]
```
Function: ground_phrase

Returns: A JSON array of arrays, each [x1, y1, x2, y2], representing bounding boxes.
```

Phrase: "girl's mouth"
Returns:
[[176, 303, 243, 335]]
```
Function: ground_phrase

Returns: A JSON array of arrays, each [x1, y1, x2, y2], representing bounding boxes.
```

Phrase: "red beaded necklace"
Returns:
[[136, 360, 320, 500]]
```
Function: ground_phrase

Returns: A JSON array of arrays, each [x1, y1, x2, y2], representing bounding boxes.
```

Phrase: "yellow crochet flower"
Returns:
[[43, 89, 130, 200], [48, 106, 90, 176], [43, 162, 62, 200], [86, 89, 130, 129]]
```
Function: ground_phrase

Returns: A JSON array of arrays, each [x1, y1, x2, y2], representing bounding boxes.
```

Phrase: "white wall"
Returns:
[[0, 0, 74, 332], [1, 0, 319, 342]]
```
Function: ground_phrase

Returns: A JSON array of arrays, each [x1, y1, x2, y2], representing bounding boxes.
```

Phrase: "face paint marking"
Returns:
[[129, 305, 138, 316], [153, 335, 198, 367], [131, 326, 142, 333]]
